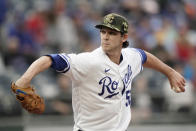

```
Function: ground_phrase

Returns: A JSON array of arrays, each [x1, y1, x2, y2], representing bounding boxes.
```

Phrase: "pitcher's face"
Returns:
[[100, 28, 124, 53], [100, 27, 128, 54]]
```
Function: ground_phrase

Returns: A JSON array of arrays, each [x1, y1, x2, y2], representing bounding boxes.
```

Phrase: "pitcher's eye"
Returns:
[[100, 30, 106, 34], [109, 31, 117, 35]]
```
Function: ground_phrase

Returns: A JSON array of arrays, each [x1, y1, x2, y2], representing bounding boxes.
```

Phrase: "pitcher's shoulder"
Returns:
[[71, 47, 102, 61], [122, 47, 140, 54]]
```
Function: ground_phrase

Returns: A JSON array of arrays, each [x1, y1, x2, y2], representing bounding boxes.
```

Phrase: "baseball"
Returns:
[[172, 86, 181, 93]]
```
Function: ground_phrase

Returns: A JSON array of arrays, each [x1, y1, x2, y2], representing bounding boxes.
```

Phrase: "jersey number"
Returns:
[[125, 90, 131, 107]]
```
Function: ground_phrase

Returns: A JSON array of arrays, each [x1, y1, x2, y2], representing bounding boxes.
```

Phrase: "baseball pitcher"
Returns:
[[11, 13, 186, 131]]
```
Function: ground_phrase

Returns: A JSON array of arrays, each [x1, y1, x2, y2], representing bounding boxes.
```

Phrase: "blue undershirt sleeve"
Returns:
[[46, 54, 70, 73]]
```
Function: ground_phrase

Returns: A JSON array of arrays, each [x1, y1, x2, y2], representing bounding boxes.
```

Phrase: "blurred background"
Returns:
[[0, 0, 196, 131]]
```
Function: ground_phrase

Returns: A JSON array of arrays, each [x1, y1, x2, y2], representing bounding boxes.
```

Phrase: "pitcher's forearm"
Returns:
[[15, 56, 52, 87], [143, 52, 174, 77]]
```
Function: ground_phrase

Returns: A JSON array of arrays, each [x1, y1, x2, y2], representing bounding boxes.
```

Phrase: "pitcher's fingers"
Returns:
[[183, 78, 186, 83], [179, 86, 185, 92], [181, 80, 186, 86]]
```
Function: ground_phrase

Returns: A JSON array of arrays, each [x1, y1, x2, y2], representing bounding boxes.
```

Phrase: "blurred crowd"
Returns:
[[0, 0, 196, 122]]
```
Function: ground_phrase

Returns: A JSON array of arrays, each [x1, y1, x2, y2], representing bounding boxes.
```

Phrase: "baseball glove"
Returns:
[[11, 82, 45, 114]]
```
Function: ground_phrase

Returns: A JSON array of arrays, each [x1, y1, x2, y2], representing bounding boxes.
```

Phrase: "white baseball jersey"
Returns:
[[48, 47, 146, 131]]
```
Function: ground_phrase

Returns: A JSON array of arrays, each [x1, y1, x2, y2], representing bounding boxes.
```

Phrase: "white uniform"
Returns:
[[48, 47, 146, 131]]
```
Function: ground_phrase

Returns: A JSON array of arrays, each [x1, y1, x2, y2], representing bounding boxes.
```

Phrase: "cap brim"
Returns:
[[95, 24, 121, 32]]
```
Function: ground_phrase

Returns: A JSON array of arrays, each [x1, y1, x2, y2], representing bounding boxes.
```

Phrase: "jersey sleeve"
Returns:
[[133, 48, 147, 76], [126, 48, 147, 78], [134, 48, 147, 64]]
